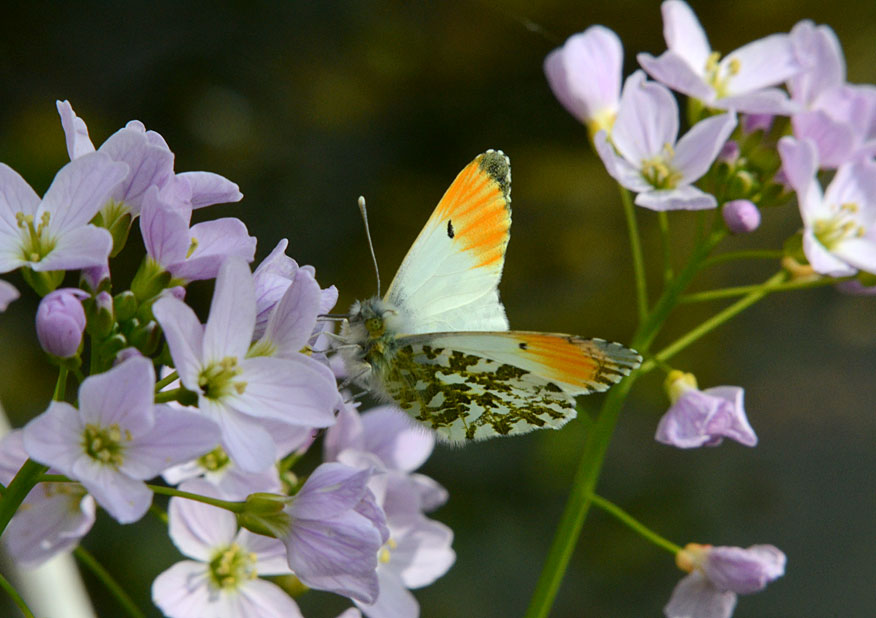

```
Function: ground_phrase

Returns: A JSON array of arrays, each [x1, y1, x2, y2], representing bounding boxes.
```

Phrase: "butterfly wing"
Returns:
[[381, 331, 641, 442], [383, 150, 512, 334]]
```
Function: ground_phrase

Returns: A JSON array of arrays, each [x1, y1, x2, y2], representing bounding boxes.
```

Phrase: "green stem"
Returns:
[[678, 274, 846, 303], [658, 211, 673, 284], [0, 460, 48, 537], [701, 249, 785, 268], [524, 374, 637, 618], [154, 370, 179, 392], [146, 483, 245, 513], [153, 387, 188, 404], [641, 271, 789, 373], [590, 494, 681, 555], [0, 570, 35, 618], [54, 365, 69, 401], [74, 546, 146, 618], [620, 186, 648, 322]]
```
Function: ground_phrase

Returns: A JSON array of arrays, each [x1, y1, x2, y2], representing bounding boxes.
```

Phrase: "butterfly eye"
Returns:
[[365, 317, 385, 337]]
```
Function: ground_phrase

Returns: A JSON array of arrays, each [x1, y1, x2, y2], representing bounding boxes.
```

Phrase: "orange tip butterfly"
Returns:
[[340, 150, 641, 442]]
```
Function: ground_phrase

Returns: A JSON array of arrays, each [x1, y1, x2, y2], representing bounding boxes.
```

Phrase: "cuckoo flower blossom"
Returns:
[[656, 371, 757, 448], [544, 26, 624, 135], [36, 288, 89, 358], [595, 71, 736, 210], [638, 0, 801, 114], [22, 357, 220, 523], [779, 137, 876, 277], [140, 186, 256, 282], [0, 153, 127, 276], [57, 100, 243, 216], [281, 462, 389, 604], [788, 22, 876, 168], [665, 543, 786, 618], [0, 430, 96, 568], [152, 258, 339, 473], [152, 480, 302, 618]]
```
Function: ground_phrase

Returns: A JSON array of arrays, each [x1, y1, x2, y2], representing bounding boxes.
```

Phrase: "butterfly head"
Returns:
[[344, 297, 405, 345]]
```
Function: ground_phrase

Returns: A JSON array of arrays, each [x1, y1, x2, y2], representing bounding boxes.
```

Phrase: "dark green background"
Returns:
[[1, 1, 874, 616]]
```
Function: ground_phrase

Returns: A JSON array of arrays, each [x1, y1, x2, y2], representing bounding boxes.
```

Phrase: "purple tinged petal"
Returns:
[[360, 406, 434, 472], [203, 258, 256, 361], [655, 385, 756, 448], [169, 218, 257, 282], [168, 479, 238, 560], [0, 164, 41, 271], [22, 401, 85, 474], [176, 171, 243, 208], [789, 21, 845, 105], [778, 136, 819, 200], [239, 529, 293, 575], [637, 51, 714, 101], [140, 187, 190, 267], [36, 288, 88, 357], [792, 111, 856, 169], [40, 152, 128, 234], [664, 571, 737, 618], [703, 545, 786, 594], [152, 297, 205, 391], [151, 561, 213, 618], [635, 185, 717, 211], [723, 34, 801, 96], [713, 88, 798, 116], [391, 517, 455, 589], [56, 100, 96, 159], [236, 579, 305, 618], [99, 127, 176, 214], [823, 159, 876, 212], [262, 268, 322, 357], [78, 356, 155, 429], [289, 463, 372, 520], [612, 71, 679, 165], [120, 406, 220, 479], [72, 458, 153, 523], [356, 569, 419, 618], [661, 0, 711, 71], [593, 131, 653, 193], [32, 224, 112, 272], [722, 200, 761, 234], [544, 26, 623, 125], [831, 237, 876, 274], [0, 280, 18, 311], [674, 112, 737, 183], [235, 355, 338, 427], [408, 473, 449, 513], [324, 403, 366, 462], [204, 399, 278, 472]]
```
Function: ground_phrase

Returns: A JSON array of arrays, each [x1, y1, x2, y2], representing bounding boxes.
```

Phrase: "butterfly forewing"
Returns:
[[382, 338, 578, 442], [383, 150, 512, 334]]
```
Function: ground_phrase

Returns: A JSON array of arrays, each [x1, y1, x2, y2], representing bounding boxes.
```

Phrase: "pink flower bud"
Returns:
[[722, 199, 761, 234], [36, 288, 88, 358]]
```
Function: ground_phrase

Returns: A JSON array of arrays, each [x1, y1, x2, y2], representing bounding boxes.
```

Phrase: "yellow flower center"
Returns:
[[814, 202, 865, 251], [15, 211, 55, 263], [208, 543, 258, 590], [82, 423, 131, 468], [704, 51, 741, 98], [199, 357, 246, 400], [641, 143, 683, 189]]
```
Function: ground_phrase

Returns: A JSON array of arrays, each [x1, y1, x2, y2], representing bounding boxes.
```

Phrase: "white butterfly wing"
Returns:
[[383, 150, 512, 334]]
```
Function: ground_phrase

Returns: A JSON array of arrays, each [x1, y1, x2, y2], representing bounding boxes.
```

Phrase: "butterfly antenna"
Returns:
[[358, 195, 382, 297]]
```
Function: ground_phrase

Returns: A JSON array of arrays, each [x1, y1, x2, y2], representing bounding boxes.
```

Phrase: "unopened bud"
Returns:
[[722, 200, 761, 234], [36, 288, 88, 358], [85, 291, 115, 338], [237, 492, 292, 539]]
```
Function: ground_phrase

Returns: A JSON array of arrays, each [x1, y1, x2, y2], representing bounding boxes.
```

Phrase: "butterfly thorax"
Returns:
[[340, 297, 411, 396]]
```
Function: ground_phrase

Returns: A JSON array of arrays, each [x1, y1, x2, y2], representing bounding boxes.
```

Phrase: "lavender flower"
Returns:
[[0, 153, 127, 281], [0, 280, 19, 311], [35, 288, 89, 358], [722, 200, 761, 234], [0, 430, 96, 568], [544, 26, 624, 135], [152, 479, 302, 618], [595, 71, 736, 210], [152, 258, 339, 472], [779, 136, 876, 277], [665, 543, 786, 618], [22, 357, 220, 523], [281, 462, 389, 604], [638, 1, 801, 114], [656, 371, 757, 448]]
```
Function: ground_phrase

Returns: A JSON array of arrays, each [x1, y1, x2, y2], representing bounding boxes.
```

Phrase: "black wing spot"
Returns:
[[518, 342, 528, 350], [447, 220, 455, 238]]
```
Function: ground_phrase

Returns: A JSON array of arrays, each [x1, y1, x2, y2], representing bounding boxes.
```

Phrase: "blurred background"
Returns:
[[1, 1, 874, 616]]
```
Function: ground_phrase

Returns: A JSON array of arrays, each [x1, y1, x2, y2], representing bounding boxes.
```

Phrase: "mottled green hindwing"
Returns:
[[382, 341, 577, 442]]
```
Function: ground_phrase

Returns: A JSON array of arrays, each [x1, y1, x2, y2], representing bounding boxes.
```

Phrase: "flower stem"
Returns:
[[524, 374, 637, 618], [153, 387, 189, 404], [678, 273, 845, 303], [0, 459, 48, 536], [658, 211, 673, 284], [590, 493, 681, 555], [74, 546, 146, 618], [154, 370, 179, 392], [54, 365, 69, 401], [0, 570, 35, 618], [620, 186, 648, 322], [146, 483, 245, 513]]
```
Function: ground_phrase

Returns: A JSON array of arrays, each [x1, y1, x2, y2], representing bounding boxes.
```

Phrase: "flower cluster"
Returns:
[[544, 0, 874, 614], [0, 101, 454, 617]]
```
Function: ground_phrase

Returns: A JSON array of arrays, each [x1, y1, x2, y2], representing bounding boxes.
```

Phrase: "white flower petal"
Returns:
[[153, 296, 205, 392], [203, 258, 256, 362], [612, 71, 679, 165], [661, 0, 711, 71]]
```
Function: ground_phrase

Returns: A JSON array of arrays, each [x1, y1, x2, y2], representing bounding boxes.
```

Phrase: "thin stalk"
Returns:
[[678, 274, 845, 303], [590, 494, 681, 555], [154, 370, 179, 392], [620, 186, 648, 322], [153, 387, 188, 404], [658, 211, 673, 284], [146, 484, 245, 513], [54, 365, 69, 401], [0, 570, 35, 618], [74, 546, 146, 618]]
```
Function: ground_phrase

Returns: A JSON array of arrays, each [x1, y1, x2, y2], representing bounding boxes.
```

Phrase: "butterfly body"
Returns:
[[341, 150, 641, 442]]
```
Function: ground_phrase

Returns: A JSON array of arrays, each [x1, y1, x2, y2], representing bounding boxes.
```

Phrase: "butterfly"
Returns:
[[340, 150, 641, 442]]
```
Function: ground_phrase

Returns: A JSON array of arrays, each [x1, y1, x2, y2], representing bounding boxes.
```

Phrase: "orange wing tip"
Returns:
[[478, 149, 511, 203]]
